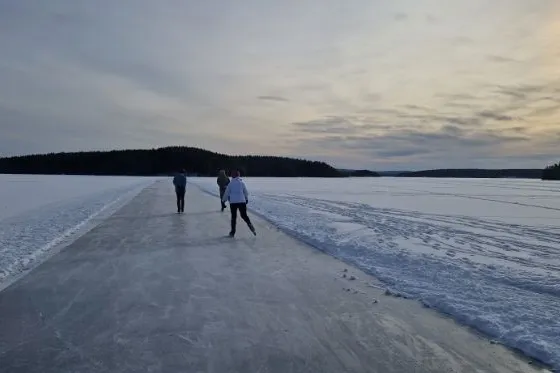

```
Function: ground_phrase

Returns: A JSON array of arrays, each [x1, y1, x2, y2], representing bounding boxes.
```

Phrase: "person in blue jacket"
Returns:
[[221, 169, 256, 237], [173, 169, 187, 213]]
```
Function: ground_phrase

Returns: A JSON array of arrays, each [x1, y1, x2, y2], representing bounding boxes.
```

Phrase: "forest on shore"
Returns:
[[397, 169, 545, 179], [0, 146, 556, 180], [542, 162, 560, 180], [396, 166, 558, 180], [0, 147, 380, 178]]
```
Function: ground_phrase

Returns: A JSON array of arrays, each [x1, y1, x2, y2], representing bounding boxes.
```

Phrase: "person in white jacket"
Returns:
[[222, 170, 256, 237]]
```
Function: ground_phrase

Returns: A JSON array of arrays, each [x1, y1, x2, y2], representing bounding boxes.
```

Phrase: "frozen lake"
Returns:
[[0, 174, 559, 369], [194, 176, 560, 369]]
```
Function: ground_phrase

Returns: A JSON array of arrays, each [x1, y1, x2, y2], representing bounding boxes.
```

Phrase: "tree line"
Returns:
[[0, 146, 379, 178], [397, 169, 545, 179], [1, 145, 553, 179], [542, 162, 560, 180]]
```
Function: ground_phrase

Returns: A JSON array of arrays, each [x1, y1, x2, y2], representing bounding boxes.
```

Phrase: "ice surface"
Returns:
[[0, 175, 156, 288], [193, 177, 560, 370]]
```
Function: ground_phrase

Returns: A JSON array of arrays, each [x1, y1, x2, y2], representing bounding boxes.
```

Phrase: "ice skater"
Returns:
[[216, 169, 230, 212], [173, 169, 187, 213], [222, 169, 256, 237]]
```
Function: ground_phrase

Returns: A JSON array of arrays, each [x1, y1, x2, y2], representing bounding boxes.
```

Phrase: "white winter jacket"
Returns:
[[222, 177, 248, 204]]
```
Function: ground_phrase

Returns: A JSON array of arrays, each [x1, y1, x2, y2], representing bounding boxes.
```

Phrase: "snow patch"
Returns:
[[0, 175, 156, 289]]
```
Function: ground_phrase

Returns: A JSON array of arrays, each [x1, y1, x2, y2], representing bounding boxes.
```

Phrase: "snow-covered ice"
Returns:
[[0, 174, 156, 288], [193, 177, 560, 370], [1, 174, 558, 369]]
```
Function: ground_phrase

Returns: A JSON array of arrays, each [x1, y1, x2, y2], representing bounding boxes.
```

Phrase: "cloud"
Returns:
[[292, 116, 529, 146], [257, 95, 289, 102], [292, 116, 384, 134], [288, 113, 545, 169], [440, 125, 464, 136], [452, 36, 473, 45], [404, 113, 482, 126], [445, 102, 475, 109], [495, 84, 548, 101], [375, 148, 433, 158], [425, 14, 438, 23], [477, 111, 515, 121], [487, 55, 518, 63], [401, 104, 431, 111], [507, 126, 529, 133], [497, 88, 527, 100], [368, 108, 405, 116], [0, 1, 558, 170], [439, 93, 479, 104], [528, 104, 560, 117], [292, 117, 353, 134]]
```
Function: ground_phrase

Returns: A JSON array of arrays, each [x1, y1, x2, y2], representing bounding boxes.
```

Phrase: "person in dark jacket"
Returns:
[[173, 169, 187, 213], [217, 169, 230, 212]]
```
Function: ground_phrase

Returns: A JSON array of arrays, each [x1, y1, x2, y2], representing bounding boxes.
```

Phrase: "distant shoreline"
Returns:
[[392, 169, 544, 179], [0, 146, 556, 180], [1, 172, 555, 181]]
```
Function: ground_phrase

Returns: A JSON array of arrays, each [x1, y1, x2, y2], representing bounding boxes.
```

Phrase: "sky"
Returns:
[[0, 0, 559, 170]]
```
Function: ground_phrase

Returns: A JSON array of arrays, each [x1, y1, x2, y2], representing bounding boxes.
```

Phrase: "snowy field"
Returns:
[[193, 177, 560, 370], [0, 174, 156, 289]]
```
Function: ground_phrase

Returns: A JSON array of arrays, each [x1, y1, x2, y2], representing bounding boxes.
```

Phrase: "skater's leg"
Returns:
[[219, 188, 226, 211], [230, 203, 239, 236], [239, 204, 251, 224], [176, 187, 185, 213], [180, 188, 186, 212], [239, 204, 256, 235]]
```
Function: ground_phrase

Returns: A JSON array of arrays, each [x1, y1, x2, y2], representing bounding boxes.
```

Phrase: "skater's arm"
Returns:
[[242, 183, 248, 203]]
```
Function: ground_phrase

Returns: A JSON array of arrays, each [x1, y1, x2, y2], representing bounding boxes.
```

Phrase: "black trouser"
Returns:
[[175, 186, 185, 212], [230, 203, 252, 234], [219, 187, 227, 209]]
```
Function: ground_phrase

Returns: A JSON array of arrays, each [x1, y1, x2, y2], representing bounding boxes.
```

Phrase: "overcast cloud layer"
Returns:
[[1, 0, 559, 170]]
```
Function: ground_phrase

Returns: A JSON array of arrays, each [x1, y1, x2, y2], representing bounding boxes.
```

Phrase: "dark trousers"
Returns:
[[230, 203, 252, 234], [219, 187, 227, 209], [175, 186, 185, 212]]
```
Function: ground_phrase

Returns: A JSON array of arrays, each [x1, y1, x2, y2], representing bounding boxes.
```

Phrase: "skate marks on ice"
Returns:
[[260, 194, 559, 271], [247, 193, 560, 370]]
